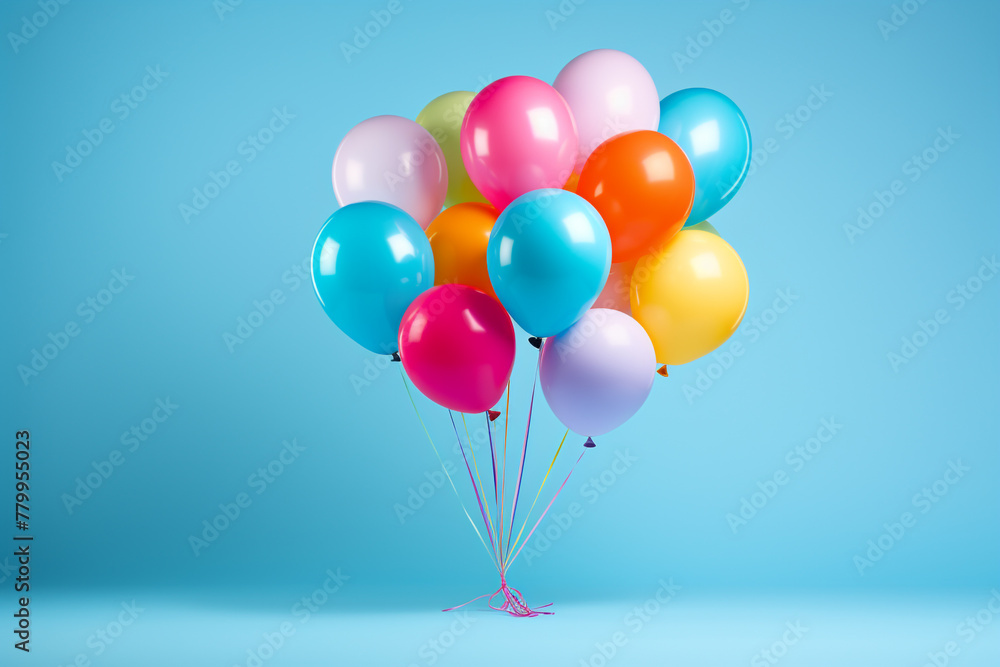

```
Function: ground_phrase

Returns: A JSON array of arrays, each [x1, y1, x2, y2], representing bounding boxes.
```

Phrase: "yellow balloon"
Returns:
[[416, 91, 488, 208], [630, 229, 748, 365]]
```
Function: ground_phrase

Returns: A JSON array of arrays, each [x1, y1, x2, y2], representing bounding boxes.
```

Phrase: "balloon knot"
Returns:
[[391, 352, 401, 362], [656, 364, 668, 377], [488, 410, 501, 422], [528, 336, 543, 349], [584, 437, 596, 448]]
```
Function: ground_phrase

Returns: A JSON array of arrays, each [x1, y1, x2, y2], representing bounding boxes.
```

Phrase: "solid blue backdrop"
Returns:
[[1, 0, 998, 664]]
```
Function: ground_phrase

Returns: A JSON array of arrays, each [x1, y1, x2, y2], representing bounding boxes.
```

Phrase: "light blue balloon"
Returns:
[[488, 189, 611, 338], [311, 202, 434, 354], [657, 88, 751, 226]]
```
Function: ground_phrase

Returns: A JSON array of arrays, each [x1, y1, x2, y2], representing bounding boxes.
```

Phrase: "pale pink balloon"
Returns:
[[332, 115, 447, 229], [554, 49, 660, 171], [460, 76, 578, 211], [592, 261, 636, 315]]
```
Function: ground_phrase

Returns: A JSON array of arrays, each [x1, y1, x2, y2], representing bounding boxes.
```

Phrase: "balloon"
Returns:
[[332, 115, 447, 229], [592, 261, 636, 315], [657, 88, 751, 226], [425, 202, 499, 299], [416, 91, 488, 207], [539, 309, 655, 436], [311, 202, 434, 355], [398, 285, 515, 413], [577, 130, 695, 263], [630, 229, 748, 365], [686, 220, 720, 236], [487, 189, 611, 337], [461, 76, 578, 210], [553, 49, 660, 171]]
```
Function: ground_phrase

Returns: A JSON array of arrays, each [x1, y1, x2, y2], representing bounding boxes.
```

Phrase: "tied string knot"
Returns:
[[443, 573, 553, 617]]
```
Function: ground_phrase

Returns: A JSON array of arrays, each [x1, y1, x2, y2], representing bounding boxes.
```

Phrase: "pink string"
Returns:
[[442, 571, 553, 617]]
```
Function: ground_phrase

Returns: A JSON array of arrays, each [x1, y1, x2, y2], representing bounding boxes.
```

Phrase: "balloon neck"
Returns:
[[528, 336, 543, 350], [584, 437, 596, 448], [656, 364, 668, 377], [488, 409, 501, 422], [391, 352, 401, 362]]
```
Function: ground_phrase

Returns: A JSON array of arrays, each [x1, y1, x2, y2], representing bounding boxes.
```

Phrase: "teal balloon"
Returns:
[[487, 189, 611, 337], [657, 88, 751, 226], [311, 202, 434, 354]]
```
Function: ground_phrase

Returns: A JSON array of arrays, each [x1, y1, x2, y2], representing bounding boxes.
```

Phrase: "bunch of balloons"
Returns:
[[312, 48, 751, 439]]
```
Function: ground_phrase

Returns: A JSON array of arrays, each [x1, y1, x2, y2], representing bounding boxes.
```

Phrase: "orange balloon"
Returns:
[[426, 203, 499, 299], [563, 171, 580, 193], [577, 130, 695, 263]]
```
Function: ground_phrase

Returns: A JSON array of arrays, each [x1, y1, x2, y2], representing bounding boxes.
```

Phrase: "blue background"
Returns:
[[1, 0, 998, 664]]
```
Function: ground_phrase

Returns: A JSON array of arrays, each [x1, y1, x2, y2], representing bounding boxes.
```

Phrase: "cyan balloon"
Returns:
[[487, 189, 611, 337], [657, 88, 751, 226], [311, 202, 434, 354]]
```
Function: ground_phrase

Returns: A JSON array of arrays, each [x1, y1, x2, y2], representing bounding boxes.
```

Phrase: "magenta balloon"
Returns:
[[460, 76, 578, 210], [553, 49, 660, 171], [539, 309, 655, 436], [398, 284, 516, 414], [332, 115, 447, 229]]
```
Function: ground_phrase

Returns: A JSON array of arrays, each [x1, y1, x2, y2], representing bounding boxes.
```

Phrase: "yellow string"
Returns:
[[503, 429, 569, 572]]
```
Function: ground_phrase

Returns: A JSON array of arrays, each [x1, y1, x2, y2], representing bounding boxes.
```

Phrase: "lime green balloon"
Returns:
[[687, 220, 720, 236], [416, 91, 487, 208]]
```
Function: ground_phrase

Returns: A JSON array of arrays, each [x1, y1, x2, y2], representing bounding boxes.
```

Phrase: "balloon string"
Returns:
[[443, 571, 553, 617], [498, 380, 511, 558], [399, 368, 500, 573], [461, 412, 499, 561], [449, 410, 499, 562], [485, 412, 500, 548], [503, 429, 569, 571], [505, 356, 539, 564], [505, 448, 588, 571]]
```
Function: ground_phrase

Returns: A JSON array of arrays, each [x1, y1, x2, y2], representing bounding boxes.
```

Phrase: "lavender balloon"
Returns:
[[539, 309, 656, 436], [332, 115, 447, 229]]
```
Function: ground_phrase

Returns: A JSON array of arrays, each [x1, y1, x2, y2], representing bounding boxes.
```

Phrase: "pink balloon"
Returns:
[[553, 49, 660, 171], [332, 115, 447, 229], [460, 76, 578, 210], [398, 284, 515, 413]]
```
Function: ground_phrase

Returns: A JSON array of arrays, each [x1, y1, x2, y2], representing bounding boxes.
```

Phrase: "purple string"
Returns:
[[505, 359, 538, 565], [449, 410, 497, 559]]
